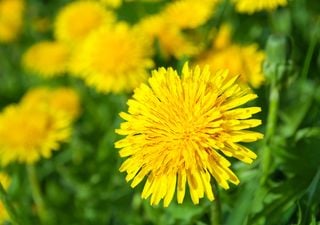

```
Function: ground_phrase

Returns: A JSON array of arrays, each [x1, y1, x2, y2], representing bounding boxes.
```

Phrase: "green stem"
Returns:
[[261, 79, 280, 184], [0, 182, 22, 225], [210, 181, 222, 225], [301, 35, 317, 80], [27, 164, 50, 224], [301, 19, 319, 80]]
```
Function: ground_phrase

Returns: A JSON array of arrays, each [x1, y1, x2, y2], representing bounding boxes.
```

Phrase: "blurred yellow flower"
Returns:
[[71, 23, 154, 93], [0, 0, 24, 43], [233, 0, 287, 14], [197, 25, 265, 88], [54, 1, 115, 44], [115, 63, 263, 206], [22, 87, 81, 121], [22, 41, 70, 78], [137, 15, 199, 58], [162, 0, 217, 29], [0, 102, 71, 165], [0, 172, 10, 223], [198, 45, 265, 88]]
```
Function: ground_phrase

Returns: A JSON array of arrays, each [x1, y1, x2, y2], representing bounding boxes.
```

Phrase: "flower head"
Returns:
[[196, 25, 265, 88], [0, 100, 71, 165], [54, 1, 115, 44], [22, 41, 70, 78], [0, 0, 24, 43], [70, 23, 154, 93], [137, 15, 199, 58], [198, 45, 265, 88], [115, 63, 263, 206], [233, 0, 287, 14], [162, 0, 217, 29], [22, 87, 81, 121]]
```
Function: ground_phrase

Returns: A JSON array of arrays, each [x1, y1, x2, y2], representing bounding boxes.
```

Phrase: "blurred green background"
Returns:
[[0, 0, 320, 224]]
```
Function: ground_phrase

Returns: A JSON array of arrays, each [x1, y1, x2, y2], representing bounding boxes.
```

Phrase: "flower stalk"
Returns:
[[261, 34, 292, 183], [210, 181, 222, 225], [261, 78, 280, 183], [27, 164, 50, 225]]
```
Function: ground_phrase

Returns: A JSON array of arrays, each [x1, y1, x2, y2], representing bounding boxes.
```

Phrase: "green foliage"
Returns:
[[0, 0, 320, 224]]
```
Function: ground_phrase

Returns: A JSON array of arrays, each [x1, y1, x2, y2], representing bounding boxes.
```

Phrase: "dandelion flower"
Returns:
[[22, 87, 81, 121], [115, 62, 263, 206], [71, 23, 154, 93], [233, 0, 287, 14], [162, 0, 217, 29], [0, 172, 10, 222], [54, 1, 115, 44], [22, 41, 70, 78], [0, 0, 24, 43], [0, 102, 71, 165], [137, 15, 199, 58], [197, 25, 265, 88], [198, 45, 265, 88]]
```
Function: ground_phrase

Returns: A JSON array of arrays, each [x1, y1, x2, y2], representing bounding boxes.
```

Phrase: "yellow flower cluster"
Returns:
[[137, 15, 198, 59], [137, 0, 218, 58], [0, 0, 24, 43], [22, 0, 154, 94], [136, 0, 219, 58], [0, 87, 80, 166], [196, 25, 265, 88], [233, 0, 287, 14], [116, 63, 263, 206]]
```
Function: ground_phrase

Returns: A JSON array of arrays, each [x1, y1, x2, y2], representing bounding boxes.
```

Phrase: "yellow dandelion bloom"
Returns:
[[22, 87, 81, 121], [71, 23, 154, 93], [162, 0, 217, 29], [197, 25, 265, 88], [54, 1, 115, 44], [22, 41, 70, 78], [233, 0, 287, 14], [0, 172, 10, 223], [115, 63, 263, 206], [137, 15, 199, 58], [0, 102, 71, 165], [198, 45, 265, 88], [0, 0, 24, 43]]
